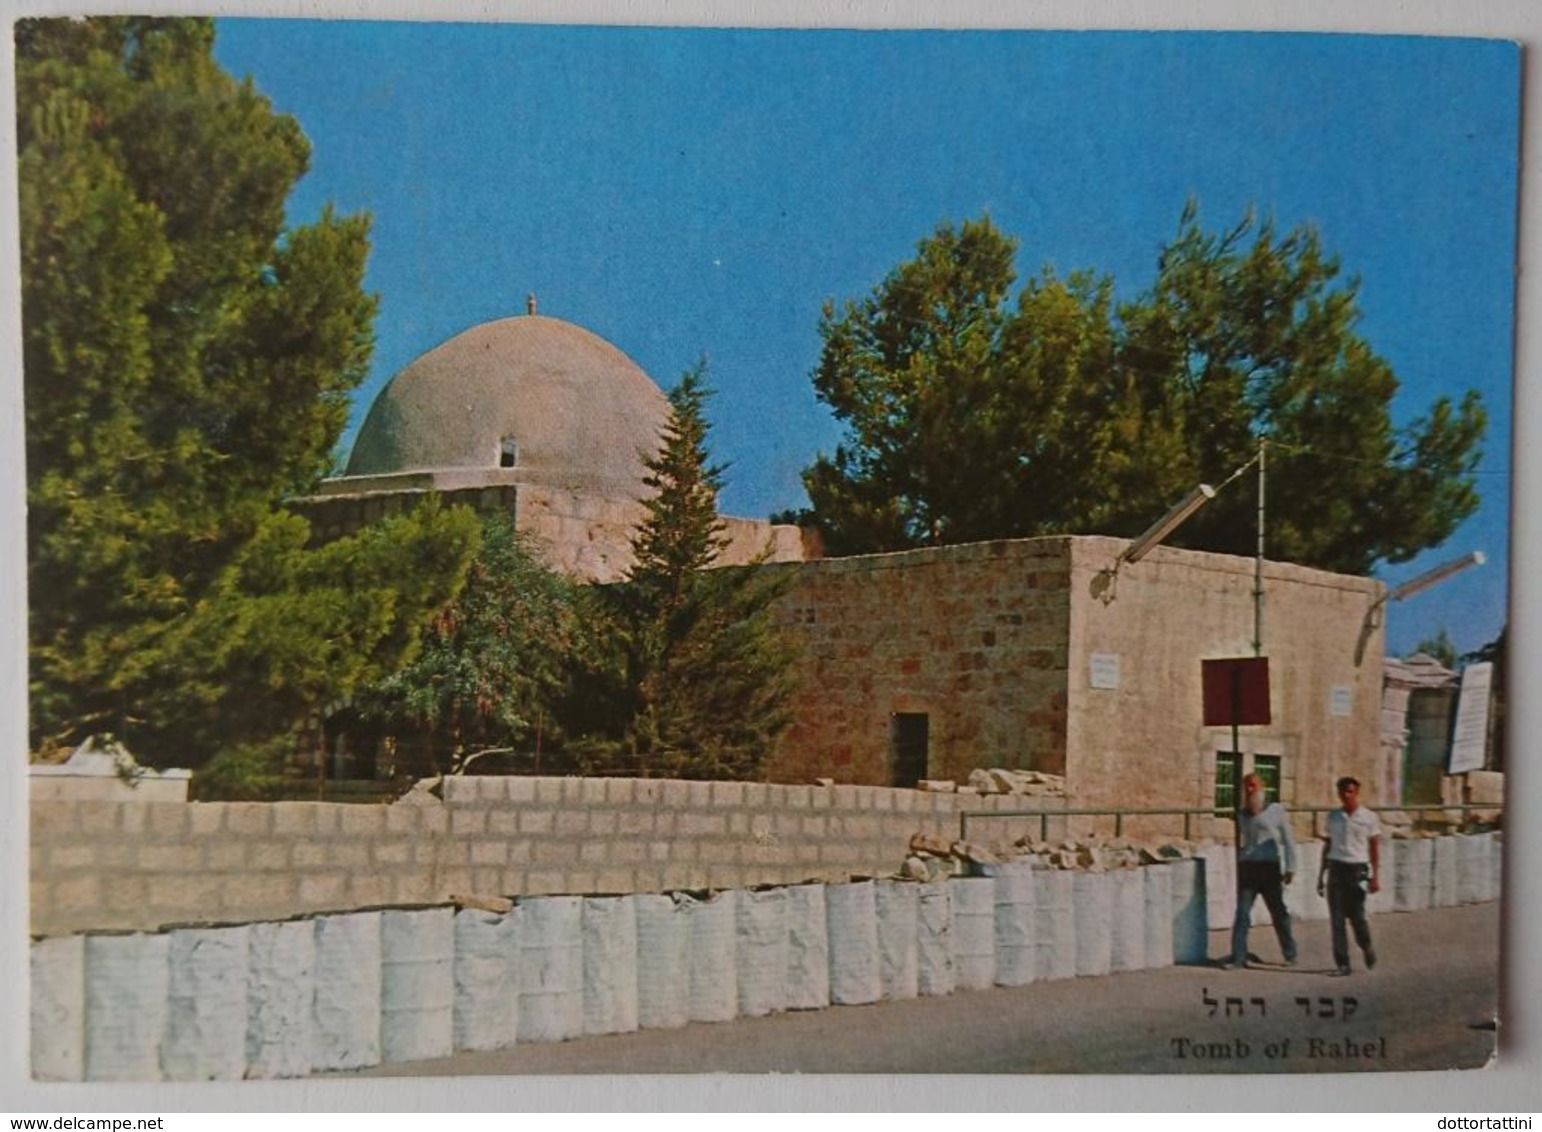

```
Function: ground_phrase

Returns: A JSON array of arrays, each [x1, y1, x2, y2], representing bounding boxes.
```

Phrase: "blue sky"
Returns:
[[212, 21, 1519, 659]]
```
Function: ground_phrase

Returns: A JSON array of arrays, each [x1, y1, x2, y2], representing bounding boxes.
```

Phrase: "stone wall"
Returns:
[[29, 776, 1078, 937], [766, 539, 1073, 786]]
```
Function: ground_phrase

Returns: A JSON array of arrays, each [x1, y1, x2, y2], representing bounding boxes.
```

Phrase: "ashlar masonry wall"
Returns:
[[766, 539, 1073, 786], [30, 776, 1069, 937]]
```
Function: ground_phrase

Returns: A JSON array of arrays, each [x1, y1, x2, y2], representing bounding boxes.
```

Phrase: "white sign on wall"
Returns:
[[1330, 685, 1353, 717], [1089, 652, 1121, 690], [1448, 661, 1494, 774]]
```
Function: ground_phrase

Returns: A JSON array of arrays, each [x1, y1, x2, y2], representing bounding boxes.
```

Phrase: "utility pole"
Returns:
[[1254, 439, 1266, 656]]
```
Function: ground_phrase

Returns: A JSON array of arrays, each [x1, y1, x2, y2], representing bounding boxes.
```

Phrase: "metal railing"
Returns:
[[959, 802, 1502, 844]]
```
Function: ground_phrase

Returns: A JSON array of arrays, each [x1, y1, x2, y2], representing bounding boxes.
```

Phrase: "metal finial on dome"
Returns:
[[526, 292, 537, 315]]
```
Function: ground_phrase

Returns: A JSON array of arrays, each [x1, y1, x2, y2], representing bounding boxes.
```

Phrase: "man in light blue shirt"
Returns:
[[1227, 772, 1299, 968]]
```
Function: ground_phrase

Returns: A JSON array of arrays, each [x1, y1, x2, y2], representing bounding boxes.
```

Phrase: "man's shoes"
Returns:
[[1333, 965, 1352, 977], [1364, 946, 1377, 970], [1282, 957, 1298, 968]]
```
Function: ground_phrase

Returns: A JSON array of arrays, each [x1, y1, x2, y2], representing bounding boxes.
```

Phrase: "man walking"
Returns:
[[1317, 776, 1382, 976], [1228, 772, 1298, 968]]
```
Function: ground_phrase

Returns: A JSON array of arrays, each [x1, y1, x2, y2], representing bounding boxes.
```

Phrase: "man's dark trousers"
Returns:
[[1326, 860, 1374, 970], [1232, 860, 1298, 966]]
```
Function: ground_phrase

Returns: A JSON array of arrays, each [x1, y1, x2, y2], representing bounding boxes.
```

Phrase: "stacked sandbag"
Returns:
[[1168, 857, 1208, 965], [685, 890, 739, 1023], [452, 906, 521, 1051], [380, 909, 454, 1065], [1033, 868, 1076, 980], [1141, 865, 1174, 970], [825, 881, 881, 1005], [312, 912, 382, 1072], [993, 862, 1036, 986], [1485, 831, 1503, 903], [84, 934, 170, 1082], [1393, 837, 1433, 913], [873, 880, 919, 999], [916, 882, 955, 997], [1431, 836, 1459, 908], [1368, 839, 1397, 916], [1108, 868, 1146, 973], [1290, 840, 1330, 922], [735, 888, 789, 1017], [246, 919, 315, 1079], [951, 878, 996, 991], [1197, 844, 1234, 931], [1456, 835, 1490, 906], [518, 896, 584, 1042], [634, 894, 691, 1029], [30, 935, 85, 1082], [784, 884, 830, 1010], [1072, 871, 1113, 978], [163, 925, 250, 1080], [582, 896, 640, 1035]]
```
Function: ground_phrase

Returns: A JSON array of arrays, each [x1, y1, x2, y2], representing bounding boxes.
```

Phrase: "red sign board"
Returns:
[[1202, 657, 1271, 726]]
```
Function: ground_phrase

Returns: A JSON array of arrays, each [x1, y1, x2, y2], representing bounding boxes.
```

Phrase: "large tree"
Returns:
[[800, 208, 1486, 574], [18, 17, 479, 765], [566, 364, 797, 780]]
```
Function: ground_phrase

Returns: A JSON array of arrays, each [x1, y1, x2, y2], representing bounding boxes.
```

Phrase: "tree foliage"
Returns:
[[800, 207, 1486, 574], [18, 17, 479, 765], [566, 364, 797, 779], [352, 516, 580, 776]]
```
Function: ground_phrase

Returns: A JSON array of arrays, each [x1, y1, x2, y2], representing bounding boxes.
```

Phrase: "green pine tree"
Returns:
[[18, 17, 480, 767], [567, 363, 797, 779]]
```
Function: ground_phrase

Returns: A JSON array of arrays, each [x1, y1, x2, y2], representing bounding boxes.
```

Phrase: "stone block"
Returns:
[[678, 813, 727, 837], [712, 781, 747, 807], [470, 841, 509, 866], [487, 810, 521, 836], [220, 873, 296, 911], [299, 873, 348, 906], [385, 805, 421, 834], [579, 778, 609, 805], [346, 873, 391, 907], [206, 842, 249, 871], [48, 845, 95, 871], [337, 805, 385, 837], [525, 871, 567, 894], [373, 842, 412, 867], [451, 808, 488, 836], [605, 778, 636, 804], [118, 805, 147, 835], [225, 804, 274, 836], [52, 874, 102, 913], [419, 807, 450, 835], [273, 802, 320, 836], [138, 844, 201, 872], [505, 777, 538, 803], [555, 810, 589, 836]]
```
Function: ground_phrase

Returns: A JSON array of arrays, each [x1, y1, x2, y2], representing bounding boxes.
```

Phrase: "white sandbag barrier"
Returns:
[[1033, 868, 1077, 981], [1168, 857, 1208, 965], [1072, 871, 1113, 978], [1487, 832, 1503, 904], [451, 907, 520, 1052], [582, 896, 640, 1036], [84, 933, 170, 1082], [517, 896, 584, 1043], [952, 878, 996, 991], [735, 888, 789, 1017], [1141, 864, 1174, 971], [1108, 868, 1146, 973], [825, 881, 881, 1005], [873, 880, 919, 999], [634, 895, 691, 1029], [30, 934, 84, 1082], [916, 881, 956, 997], [685, 890, 739, 1023], [993, 863, 1037, 987], [784, 884, 830, 1010], [381, 908, 454, 1065], [163, 925, 250, 1081], [35, 834, 1506, 1081], [312, 912, 382, 1072], [246, 918, 316, 1079]]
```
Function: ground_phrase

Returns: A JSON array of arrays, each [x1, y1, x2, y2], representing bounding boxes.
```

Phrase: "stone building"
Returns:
[[305, 305, 1394, 818], [296, 303, 807, 581], [763, 536, 1389, 821]]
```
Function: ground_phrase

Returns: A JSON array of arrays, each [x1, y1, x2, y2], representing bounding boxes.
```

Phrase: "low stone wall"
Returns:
[[30, 776, 1091, 936]]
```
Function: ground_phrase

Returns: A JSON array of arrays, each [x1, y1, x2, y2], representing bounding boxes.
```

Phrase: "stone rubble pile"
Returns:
[[912, 769, 1067, 796]]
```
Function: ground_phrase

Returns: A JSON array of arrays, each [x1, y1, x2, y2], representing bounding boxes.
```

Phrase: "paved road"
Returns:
[[357, 901, 1498, 1077]]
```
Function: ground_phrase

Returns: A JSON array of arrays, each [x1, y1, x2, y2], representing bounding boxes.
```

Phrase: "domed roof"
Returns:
[[345, 313, 669, 496]]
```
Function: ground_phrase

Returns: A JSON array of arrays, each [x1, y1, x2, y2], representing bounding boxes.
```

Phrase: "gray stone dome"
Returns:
[[345, 314, 669, 497]]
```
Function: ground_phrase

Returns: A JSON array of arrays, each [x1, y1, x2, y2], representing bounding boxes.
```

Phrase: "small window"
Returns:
[[1253, 754, 1282, 803], [499, 438, 518, 468], [1214, 751, 1240, 815]]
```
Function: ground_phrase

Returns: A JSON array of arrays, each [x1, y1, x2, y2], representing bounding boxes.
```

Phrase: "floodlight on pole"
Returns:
[[1120, 483, 1218, 565], [1384, 550, 1486, 605]]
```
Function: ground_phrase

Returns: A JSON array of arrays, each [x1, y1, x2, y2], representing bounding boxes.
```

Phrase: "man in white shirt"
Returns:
[[1316, 776, 1382, 976]]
